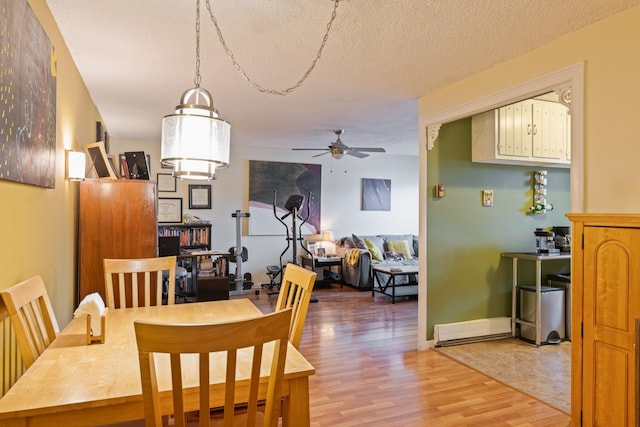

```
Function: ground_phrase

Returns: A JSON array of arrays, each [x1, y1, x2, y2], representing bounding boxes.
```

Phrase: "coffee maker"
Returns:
[[534, 228, 559, 254], [552, 226, 571, 253]]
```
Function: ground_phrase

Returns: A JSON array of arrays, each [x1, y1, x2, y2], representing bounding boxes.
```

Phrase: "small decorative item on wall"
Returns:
[[157, 173, 176, 192], [361, 178, 391, 211], [188, 184, 211, 209], [248, 160, 321, 236], [0, 0, 57, 188], [96, 121, 109, 152], [158, 197, 183, 223]]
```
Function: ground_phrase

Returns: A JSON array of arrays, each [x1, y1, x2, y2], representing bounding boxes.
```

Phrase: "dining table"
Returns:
[[0, 299, 315, 426]]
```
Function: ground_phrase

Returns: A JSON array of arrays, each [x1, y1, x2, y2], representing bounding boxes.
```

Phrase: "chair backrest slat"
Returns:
[[275, 263, 317, 348], [103, 257, 176, 309], [0, 276, 59, 369], [135, 308, 292, 427]]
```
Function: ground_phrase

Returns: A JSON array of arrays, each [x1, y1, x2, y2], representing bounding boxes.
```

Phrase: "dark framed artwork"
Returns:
[[361, 178, 391, 211], [124, 151, 150, 180], [248, 160, 321, 236], [0, 0, 57, 188], [96, 121, 109, 153], [157, 173, 176, 192], [158, 197, 183, 223], [188, 184, 212, 209]]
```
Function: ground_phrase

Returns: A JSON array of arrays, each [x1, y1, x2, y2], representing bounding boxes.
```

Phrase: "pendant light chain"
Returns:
[[194, 0, 202, 88], [203, 0, 340, 96]]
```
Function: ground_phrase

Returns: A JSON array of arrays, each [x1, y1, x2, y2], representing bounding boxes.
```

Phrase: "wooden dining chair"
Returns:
[[103, 256, 176, 309], [134, 308, 292, 427], [276, 263, 317, 349], [0, 275, 59, 369]]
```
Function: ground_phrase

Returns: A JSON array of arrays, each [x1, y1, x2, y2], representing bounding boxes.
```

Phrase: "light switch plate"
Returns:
[[482, 190, 493, 207]]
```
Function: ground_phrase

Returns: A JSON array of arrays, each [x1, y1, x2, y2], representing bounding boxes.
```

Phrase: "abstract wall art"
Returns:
[[248, 160, 321, 236], [0, 0, 57, 188], [361, 178, 391, 211]]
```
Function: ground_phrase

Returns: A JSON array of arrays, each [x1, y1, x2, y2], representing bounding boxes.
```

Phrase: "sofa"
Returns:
[[335, 234, 419, 290]]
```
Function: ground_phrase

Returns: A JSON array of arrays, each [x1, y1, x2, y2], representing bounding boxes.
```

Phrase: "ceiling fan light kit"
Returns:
[[293, 129, 386, 160]]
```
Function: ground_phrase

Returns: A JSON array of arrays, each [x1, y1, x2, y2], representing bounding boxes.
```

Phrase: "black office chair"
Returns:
[[159, 236, 189, 303]]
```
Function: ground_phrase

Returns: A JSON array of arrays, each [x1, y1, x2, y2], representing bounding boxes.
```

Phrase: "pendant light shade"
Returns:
[[161, 86, 230, 180]]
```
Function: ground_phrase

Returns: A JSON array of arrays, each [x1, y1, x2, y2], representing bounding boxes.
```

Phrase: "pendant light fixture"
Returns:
[[161, 0, 230, 180]]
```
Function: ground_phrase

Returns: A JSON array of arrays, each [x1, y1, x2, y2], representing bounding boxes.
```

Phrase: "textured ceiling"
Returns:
[[46, 0, 640, 156]]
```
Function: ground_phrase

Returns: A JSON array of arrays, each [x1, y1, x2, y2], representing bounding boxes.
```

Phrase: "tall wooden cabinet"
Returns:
[[568, 214, 640, 426], [78, 180, 157, 302]]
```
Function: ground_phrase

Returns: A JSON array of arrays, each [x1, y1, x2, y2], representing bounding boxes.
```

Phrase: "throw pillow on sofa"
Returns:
[[352, 234, 367, 249], [386, 240, 413, 260], [385, 234, 417, 257], [364, 237, 385, 262]]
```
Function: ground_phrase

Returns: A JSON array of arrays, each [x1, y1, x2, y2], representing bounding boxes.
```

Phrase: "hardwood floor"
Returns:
[[238, 283, 571, 426]]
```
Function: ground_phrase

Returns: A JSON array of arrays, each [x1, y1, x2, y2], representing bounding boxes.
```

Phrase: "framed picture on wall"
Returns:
[[158, 198, 183, 223], [157, 173, 176, 192], [189, 184, 211, 209]]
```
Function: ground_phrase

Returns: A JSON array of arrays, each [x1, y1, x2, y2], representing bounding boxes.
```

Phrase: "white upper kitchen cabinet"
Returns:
[[472, 99, 570, 167]]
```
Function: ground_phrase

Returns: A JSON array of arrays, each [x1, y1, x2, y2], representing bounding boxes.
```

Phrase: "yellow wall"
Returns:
[[0, 0, 102, 326], [419, 5, 640, 213]]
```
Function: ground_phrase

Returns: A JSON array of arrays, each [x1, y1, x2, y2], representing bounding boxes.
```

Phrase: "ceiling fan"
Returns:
[[292, 130, 386, 159]]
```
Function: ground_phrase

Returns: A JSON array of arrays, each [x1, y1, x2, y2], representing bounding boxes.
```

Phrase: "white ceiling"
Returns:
[[46, 0, 639, 157]]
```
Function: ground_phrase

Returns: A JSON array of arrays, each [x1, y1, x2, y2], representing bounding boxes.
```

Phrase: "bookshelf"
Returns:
[[157, 223, 211, 251], [158, 223, 230, 300]]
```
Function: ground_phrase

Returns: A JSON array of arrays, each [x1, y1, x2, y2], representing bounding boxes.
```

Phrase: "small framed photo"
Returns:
[[317, 247, 326, 257], [308, 242, 317, 256], [84, 142, 117, 179], [189, 184, 211, 209], [158, 197, 183, 223], [157, 173, 176, 192]]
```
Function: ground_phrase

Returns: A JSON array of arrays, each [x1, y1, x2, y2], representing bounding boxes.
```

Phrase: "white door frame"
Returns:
[[416, 62, 584, 350]]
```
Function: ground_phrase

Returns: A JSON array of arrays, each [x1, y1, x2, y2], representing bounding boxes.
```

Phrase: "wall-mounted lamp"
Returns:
[[66, 150, 86, 181]]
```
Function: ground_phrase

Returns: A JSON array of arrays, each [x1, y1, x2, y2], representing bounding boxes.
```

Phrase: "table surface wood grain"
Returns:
[[0, 299, 314, 427]]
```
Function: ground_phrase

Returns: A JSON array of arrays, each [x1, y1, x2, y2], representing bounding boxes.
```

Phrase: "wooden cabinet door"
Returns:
[[582, 226, 640, 426], [78, 180, 157, 302]]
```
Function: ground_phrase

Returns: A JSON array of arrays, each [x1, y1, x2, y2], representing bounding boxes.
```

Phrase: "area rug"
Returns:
[[436, 337, 570, 414]]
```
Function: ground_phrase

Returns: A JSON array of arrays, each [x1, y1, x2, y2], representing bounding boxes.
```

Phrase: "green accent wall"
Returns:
[[426, 118, 570, 339]]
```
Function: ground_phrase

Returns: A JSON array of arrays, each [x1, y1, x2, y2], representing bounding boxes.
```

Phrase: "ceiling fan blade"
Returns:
[[346, 151, 369, 158], [291, 148, 330, 151], [312, 152, 330, 158], [349, 147, 386, 153]]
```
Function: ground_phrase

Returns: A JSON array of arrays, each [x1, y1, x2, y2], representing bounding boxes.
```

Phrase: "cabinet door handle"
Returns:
[[527, 124, 532, 135], [533, 124, 538, 135]]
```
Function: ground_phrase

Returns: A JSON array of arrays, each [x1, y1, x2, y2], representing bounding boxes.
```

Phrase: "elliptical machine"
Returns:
[[263, 191, 313, 293]]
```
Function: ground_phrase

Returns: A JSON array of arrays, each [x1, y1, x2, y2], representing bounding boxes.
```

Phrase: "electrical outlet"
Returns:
[[482, 190, 493, 207]]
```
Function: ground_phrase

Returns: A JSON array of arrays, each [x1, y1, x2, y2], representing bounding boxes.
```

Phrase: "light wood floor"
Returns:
[[238, 283, 571, 426]]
